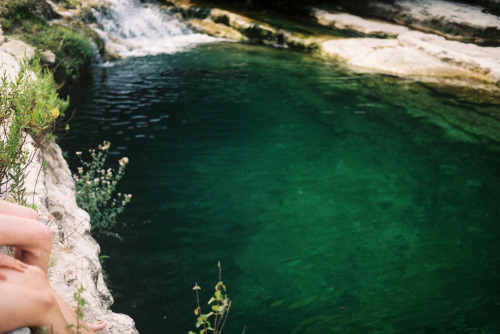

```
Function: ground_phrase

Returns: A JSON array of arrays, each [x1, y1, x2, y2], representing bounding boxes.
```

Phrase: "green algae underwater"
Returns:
[[60, 43, 500, 333]]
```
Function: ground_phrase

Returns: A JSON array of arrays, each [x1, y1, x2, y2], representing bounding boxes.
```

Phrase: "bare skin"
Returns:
[[0, 200, 106, 333], [0, 200, 50, 272], [0, 258, 74, 334]]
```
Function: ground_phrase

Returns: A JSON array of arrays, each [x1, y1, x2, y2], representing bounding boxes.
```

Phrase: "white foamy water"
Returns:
[[92, 0, 220, 57]]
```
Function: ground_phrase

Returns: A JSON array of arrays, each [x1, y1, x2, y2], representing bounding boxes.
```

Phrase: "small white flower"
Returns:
[[99, 141, 111, 151], [124, 194, 132, 203], [77, 167, 83, 174], [86, 180, 91, 186], [119, 157, 129, 166], [76, 151, 82, 156]]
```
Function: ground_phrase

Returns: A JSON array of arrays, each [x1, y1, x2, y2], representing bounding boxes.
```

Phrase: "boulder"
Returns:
[[40, 50, 57, 64]]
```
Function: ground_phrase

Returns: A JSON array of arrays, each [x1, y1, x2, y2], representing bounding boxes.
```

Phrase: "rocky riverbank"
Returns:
[[163, 0, 500, 96]]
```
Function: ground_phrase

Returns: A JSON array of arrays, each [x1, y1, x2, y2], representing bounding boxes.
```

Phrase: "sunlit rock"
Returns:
[[398, 31, 500, 84], [211, 8, 276, 42], [0, 39, 36, 80], [40, 50, 56, 64], [321, 38, 473, 79], [313, 9, 410, 37], [187, 19, 247, 40], [369, 0, 500, 43]]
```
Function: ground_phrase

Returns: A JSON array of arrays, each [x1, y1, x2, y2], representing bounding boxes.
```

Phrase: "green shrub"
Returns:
[[0, 0, 94, 83], [22, 23, 94, 83], [73, 141, 131, 239], [0, 56, 68, 204], [0, 0, 40, 33]]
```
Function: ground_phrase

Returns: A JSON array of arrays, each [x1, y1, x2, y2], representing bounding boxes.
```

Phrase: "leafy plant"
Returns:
[[189, 262, 232, 334], [68, 285, 87, 334], [73, 141, 131, 238], [0, 56, 68, 204]]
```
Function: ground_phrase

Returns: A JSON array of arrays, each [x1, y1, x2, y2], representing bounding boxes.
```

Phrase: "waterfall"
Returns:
[[92, 0, 219, 57]]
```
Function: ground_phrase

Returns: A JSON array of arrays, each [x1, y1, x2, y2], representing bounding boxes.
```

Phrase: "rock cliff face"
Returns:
[[0, 32, 138, 334], [27, 141, 139, 334]]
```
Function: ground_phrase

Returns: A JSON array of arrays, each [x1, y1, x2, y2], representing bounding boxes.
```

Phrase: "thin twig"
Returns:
[[219, 300, 231, 334]]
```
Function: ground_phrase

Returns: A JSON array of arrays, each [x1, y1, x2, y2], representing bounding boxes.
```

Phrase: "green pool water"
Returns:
[[60, 42, 500, 334]]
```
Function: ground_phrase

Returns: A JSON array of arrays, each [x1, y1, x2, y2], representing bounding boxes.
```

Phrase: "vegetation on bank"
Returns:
[[0, 0, 94, 83], [73, 141, 131, 239], [0, 56, 68, 205]]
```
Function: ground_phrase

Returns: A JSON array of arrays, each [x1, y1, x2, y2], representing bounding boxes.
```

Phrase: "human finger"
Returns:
[[0, 254, 27, 272]]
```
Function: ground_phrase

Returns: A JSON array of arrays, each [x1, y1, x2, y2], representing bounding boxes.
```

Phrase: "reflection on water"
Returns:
[[60, 43, 500, 334]]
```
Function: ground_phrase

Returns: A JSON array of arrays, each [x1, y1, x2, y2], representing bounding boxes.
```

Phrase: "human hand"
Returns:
[[0, 253, 27, 280]]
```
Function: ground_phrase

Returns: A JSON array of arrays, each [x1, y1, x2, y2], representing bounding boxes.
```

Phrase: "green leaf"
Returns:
[[212, 305, 224, 312], [215, 290, 223, 301]]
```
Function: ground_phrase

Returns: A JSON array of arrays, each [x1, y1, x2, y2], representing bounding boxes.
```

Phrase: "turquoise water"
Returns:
[[60, 43, 500, 333]]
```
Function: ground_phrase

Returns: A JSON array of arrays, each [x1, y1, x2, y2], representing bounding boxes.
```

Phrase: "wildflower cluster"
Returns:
[[73, 141, 131, 238]]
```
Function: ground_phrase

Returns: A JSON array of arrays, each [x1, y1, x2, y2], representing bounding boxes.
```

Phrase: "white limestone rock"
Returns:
[[321, 37, 473, 79], [369, 0, 500, 42], [40, 50, 57, 64], [398, 31, 500, 84], [0, 38, 36, 80], [375, 0, 500, 30], [313, 9, 410, 37]]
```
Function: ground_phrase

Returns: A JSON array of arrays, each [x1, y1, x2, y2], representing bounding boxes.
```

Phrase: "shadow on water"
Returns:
[[60, 43, 500, 334]]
